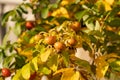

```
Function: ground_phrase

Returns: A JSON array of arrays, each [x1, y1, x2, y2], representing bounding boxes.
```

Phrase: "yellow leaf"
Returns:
[[52, 7, 69, 18], [71, 71, 80, 80], [40, 48, 52, 62], [61, 68, 75, 80], [102, 1, 112, 11], [96, 64, 109, 78], [115, 60, 120, 66], [60, 0, 75, 6], [12, 70, 21, 80], [31, 57, 38, 71], [19, 49, 33, 57], [95, 55, 109, 78], [21, 63, 30, 79], [53, 68, 74, 75], [60, 1, 69, 6], [105, 0, 114, 5]]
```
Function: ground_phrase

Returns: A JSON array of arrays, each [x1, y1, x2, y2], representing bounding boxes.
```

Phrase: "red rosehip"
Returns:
[[70, 21, 81, 32], [54, 42, 65, 51], [45, 36, 56, 45], [25, 21, 34, 30], [68, 38, 77, 46], [2, 68, 11, 77]]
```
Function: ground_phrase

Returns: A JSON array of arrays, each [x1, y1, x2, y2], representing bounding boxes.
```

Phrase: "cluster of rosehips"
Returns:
[[44, 35, 77, 51], [43, 21, 80, 52], [28, 21, 81, 51]]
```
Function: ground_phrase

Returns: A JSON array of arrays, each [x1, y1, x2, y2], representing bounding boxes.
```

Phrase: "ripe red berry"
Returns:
[[2, 68, 11, 77], [25, 21, 34, 30]]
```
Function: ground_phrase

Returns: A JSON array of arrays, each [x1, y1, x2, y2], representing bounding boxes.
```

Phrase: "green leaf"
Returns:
[[110, 60, 120, 72], [16, 9, 22, 17], [35, 25, 46, 32], [89, 35, 97, 43], [21, 63, 31, 79], [2, 28, 11, 47], [49, 3, 58, 9], [75, 10, 88, 21], [109, 73, 120, 80], [3, 54, 15, 68], [89, 30, 103, 37], [110, 6, 120, 17], [105, 30, 120, 41], [13, 22, 22, 36], [41, 7, 49, 19], [19, 6, 28, 14], [61, 51, 70, 67], [75, 58, 91, 72], [108, 18, 120, 27], [15, 55, 26, 69], [1, 10, 15, 26], [24, 3, 33, 9], [82, 42, 92, 53], [0, 51, 4, 64], [47, 54, 58, 72]]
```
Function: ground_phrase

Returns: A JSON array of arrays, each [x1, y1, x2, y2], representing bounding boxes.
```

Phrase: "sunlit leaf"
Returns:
[[12, 70, 22, 80], [21, 63, 31, 79], [52, 7, 69, 18], [31, 57, 38, 71], [105, 0, 114, 5], [71, 71, 80, 80], [40, 48, 53, 62], [61, 68, 75, 80], [96, 63, 109, 78], [102, 1, 112, 11], [60, 0, 75, 6]]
